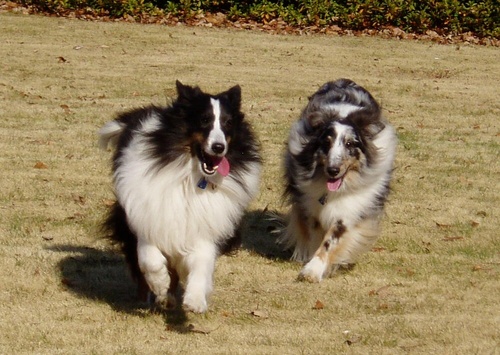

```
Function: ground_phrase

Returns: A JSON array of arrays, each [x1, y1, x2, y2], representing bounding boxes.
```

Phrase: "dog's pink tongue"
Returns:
[[218, 157, 230, 177], [327, 178, 342, 192]]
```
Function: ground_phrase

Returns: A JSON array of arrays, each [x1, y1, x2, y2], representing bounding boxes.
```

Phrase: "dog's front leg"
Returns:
[[298, 229, 336, 283], [298, 220, 346, 282], [137, 241, 174, 306], [182, 240, 217, 313]]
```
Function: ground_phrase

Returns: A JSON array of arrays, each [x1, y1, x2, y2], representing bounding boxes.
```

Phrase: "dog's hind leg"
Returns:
[[299, 218, 380, 282], [285, 205, 324, 262]]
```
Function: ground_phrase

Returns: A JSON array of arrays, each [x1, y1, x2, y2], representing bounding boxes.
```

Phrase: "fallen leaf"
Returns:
[[250, 310, 268, 319], [34, 161, 48, 169], [60, 104, 71, 114], [470, 220, 480, 227], [378, 302, 389, 310], [72, 194, 86, 205], [66, 212, 85, 220], [442, 236, 463, 242], [396, 267, 415, 277], [188, 323, 218, 334], [312, 300, 324, 310], [57, 56, 67, 63], [102, 199, 115, 207], [369, 285, 391, 297], [472, 265, 492, 272], [372, 246, 386, 252], [435, 220, 452, 228], [344, 334, 362, 345]]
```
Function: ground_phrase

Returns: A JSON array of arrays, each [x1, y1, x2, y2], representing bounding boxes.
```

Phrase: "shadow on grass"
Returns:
[[48, 244, 191, 332], [239, 208, 292, 260], [48, 208, 289, 332]]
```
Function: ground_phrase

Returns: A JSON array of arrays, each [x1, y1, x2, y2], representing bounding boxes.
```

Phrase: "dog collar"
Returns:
[[197, 177, 219, 190], [197, 177, 209, 189]]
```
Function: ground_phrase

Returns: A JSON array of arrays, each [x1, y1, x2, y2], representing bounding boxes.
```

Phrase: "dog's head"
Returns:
[[175, 81, 243, 178], [287, 79, 387, 192], [309, 109, 385, 192]]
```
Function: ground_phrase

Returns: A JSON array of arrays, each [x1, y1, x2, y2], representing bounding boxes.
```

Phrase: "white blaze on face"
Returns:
[[206, 98, 227, 155], [328, 122, 354, 167]]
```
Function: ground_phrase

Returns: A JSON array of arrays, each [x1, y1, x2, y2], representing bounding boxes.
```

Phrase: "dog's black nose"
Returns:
[[211, 143, 225, 154], [326, 166, 340, 177]]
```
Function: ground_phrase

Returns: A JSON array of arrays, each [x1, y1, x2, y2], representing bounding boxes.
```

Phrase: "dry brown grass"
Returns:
[[0, 12, 499, 354]]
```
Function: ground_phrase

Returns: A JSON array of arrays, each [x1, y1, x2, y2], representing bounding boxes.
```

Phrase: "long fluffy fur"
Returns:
[[282, 79, 397, 282], [100, 81, 261, 312]]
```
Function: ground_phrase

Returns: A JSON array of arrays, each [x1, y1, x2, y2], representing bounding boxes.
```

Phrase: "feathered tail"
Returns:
[[98, 120, 124, 150]]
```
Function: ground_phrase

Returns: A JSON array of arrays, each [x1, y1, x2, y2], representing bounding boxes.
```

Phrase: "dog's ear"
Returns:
[[306, 111, 326, 129], [220, 85, 241, 111], [175, 80, 202, 102], [348, 109, 385, 138]]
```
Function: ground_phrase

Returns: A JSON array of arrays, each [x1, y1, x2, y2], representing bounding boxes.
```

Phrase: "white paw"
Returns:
[[182, 294, 208, 313], [298, 257, 326, 283]]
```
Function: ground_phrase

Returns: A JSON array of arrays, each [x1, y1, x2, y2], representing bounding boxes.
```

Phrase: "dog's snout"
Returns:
[[211, 143, 225, 154], [326, 166, 340, 177]]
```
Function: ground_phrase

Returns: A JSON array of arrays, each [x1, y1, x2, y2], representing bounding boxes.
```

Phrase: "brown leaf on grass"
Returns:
[[372, 246, 386, 252], [434, 220, 452, 228], [344, 334, 362, 346], [57, 56, 67, 63], [312, 300, 324, 310], [66, 212, 85, 220], [250, 310, 269, 319], [369, 285, 391, 297], [396, 267, 415, 277], [377, 302, 389, 310], [188, 323, 219, 334], [472, 265, 493, 272], [34, 161, 48, 169], [60, 104, 71, 114], [442, 236, 463, 242], [470, 220, 480, 227], [102, 199, 115, 207], [72, 194, 86, 205]]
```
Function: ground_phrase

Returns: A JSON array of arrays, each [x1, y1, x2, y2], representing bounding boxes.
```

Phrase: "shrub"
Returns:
[[19, 0, 500, 38]]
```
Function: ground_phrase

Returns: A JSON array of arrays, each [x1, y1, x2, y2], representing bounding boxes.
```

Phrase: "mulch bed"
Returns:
[[2, 1, 498, 47]]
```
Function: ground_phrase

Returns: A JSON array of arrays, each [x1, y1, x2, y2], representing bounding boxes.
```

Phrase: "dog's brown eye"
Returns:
[[345, 141, 354, 148]]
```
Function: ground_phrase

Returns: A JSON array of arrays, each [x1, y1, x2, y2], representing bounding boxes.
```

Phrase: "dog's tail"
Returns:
[[98, 120, 124, 150]]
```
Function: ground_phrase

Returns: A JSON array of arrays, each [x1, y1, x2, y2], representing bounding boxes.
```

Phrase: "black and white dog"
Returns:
[[99, 81, 261, 312], [282, 79, 396, 282]]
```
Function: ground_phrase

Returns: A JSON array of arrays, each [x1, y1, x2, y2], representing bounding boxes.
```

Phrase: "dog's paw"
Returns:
[[298, 257, 326, 283], [182, 295, 208, 313]]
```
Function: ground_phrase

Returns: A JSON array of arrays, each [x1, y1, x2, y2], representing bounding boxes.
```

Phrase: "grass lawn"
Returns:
[[0, 12, 499, 354]]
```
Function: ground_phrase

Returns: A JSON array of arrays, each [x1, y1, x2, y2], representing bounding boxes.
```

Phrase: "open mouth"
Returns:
[[327, 177, 343, 192], [199, 150, 230, 177]]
